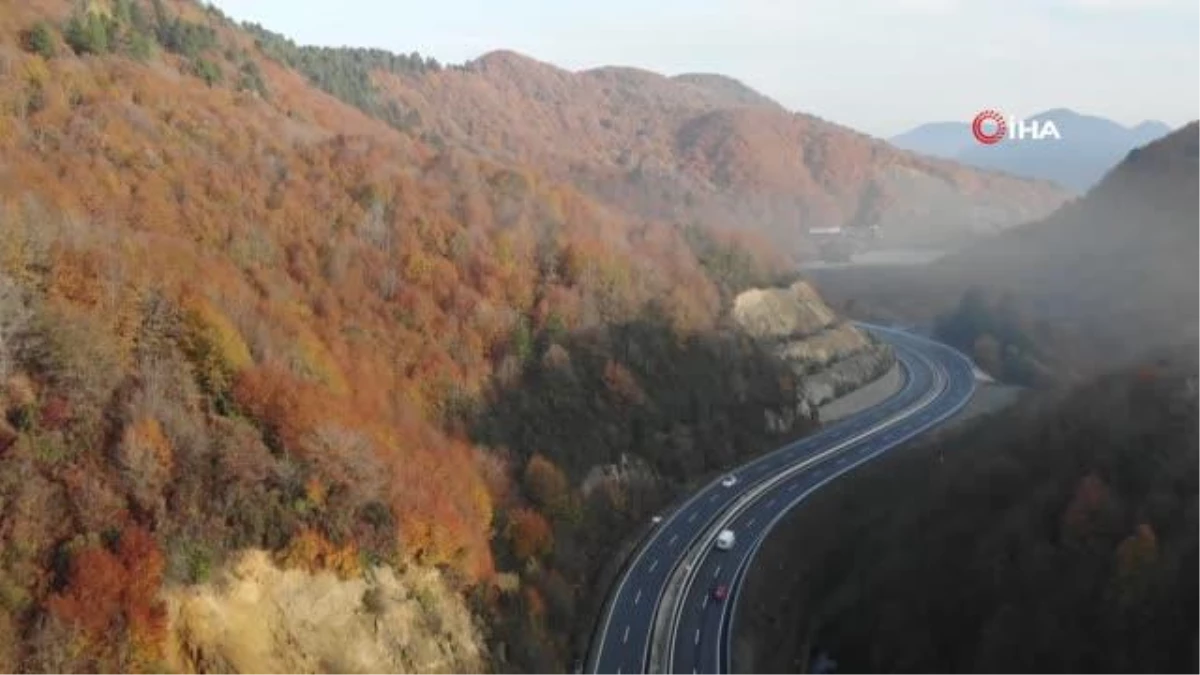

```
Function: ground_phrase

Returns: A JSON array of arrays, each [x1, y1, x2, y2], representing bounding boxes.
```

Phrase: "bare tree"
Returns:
[[0, 274, 31, 382]]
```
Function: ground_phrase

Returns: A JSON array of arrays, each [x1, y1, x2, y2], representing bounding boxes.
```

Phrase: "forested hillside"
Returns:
[[364, 50, 1067, 256], [0, 0, 833, 671], [812, 122, 1198, 387], [737, 347, 1199, 673]]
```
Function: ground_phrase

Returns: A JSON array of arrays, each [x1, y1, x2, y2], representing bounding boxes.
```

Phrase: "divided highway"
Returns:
[[587, 325, 977, 674]]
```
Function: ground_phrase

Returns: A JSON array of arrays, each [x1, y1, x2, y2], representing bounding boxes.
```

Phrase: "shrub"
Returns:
[[64, 13, 112, 56], [190, 57, 223, 86], [179, 294, 252, 410], [24, 22, 57, 59]]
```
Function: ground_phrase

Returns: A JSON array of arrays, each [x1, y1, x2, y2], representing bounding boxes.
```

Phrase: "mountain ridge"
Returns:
[[368, 48, 1068, 256]]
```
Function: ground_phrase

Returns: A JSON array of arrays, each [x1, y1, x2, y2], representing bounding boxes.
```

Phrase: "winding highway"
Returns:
[[587, 325, 977, 674]]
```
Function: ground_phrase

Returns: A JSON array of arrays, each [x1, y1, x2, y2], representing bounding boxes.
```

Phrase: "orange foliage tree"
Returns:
[[523, 454, 570, 515], [508, 507, 553, 562], [277, 528, 361, 579], [45, 526, 167, 672]]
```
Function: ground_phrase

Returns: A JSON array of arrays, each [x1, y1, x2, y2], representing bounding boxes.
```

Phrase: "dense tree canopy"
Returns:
[[738, 349, 1198, 673], [0, 1, 806, 671]]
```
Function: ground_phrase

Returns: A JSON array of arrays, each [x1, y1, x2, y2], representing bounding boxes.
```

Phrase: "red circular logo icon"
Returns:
[[972, 110, 1007, 145]]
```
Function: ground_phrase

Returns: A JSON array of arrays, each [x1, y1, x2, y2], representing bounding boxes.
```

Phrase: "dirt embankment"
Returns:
[[164, 551, 486, 674]]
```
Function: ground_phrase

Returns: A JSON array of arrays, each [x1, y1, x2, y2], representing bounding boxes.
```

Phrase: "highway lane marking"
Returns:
[[694, 629, 700, 645], [622, 626, 630, 644], [713, 565, 722, 578], [669, 534, 679, 546], [687, 512, 697, 523], [649, 558, 659, 573], [702, 594, 709, 609], [634, 589, 642, 605]]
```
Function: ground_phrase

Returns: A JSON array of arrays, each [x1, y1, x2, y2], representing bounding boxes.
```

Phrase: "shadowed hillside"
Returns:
[[812, 122, 1199, 384], [737, 347, 1199, 673], [932, 122, 1199, 376]]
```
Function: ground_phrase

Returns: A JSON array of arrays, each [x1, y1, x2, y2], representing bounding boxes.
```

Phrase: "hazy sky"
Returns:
[[212, 0, 1198, 137]]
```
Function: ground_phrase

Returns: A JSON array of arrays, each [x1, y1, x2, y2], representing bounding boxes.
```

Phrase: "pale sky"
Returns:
[[211, 0, 1198, 137]]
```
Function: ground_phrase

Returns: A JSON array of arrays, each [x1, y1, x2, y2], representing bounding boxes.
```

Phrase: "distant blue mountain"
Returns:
[[889, 110, 1173, 192]]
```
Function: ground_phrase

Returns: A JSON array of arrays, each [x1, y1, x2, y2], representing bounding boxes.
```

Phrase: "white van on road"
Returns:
[[715, 529, 736, 550]]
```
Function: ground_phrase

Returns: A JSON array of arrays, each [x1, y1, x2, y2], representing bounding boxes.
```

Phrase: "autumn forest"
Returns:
[[0, 0, 828, 671]]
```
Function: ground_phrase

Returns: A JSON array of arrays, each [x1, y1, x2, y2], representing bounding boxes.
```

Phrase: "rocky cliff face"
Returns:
[[733, 281, 895, 428]]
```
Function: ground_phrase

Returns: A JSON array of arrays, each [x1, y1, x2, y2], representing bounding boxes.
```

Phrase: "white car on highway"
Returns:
[[720, 474, 738, 488], [715, 529, 736, 550]]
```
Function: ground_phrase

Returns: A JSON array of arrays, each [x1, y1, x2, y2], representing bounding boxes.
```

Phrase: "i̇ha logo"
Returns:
[[972, 109, 1062, 145]]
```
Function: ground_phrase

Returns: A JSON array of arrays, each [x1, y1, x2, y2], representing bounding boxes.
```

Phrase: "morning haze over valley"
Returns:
[[0, 1, 1194, 674]]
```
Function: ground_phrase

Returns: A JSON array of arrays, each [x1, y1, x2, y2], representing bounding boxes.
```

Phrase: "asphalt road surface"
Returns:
[[588, 326, 977, 674]]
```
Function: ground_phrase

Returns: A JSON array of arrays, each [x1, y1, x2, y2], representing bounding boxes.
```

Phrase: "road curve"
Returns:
[[587, 326, 977, 674]]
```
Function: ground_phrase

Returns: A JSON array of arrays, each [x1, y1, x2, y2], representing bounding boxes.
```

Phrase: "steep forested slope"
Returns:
[[738, 348, 1199, 673], [236, 28, 1068, 258], [930, 123, 1199, 382], [364, 50, 1068, 256], [0, 1, 875, 671]]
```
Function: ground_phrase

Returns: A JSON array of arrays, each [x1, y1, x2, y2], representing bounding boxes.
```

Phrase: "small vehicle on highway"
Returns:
[[712, 584, 729, 602], [651, 515, 663, 525], [715, 529, 736, 550], [720, 474, 738, 488]]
